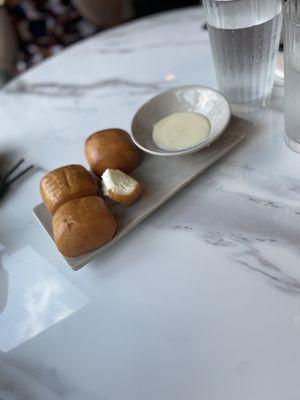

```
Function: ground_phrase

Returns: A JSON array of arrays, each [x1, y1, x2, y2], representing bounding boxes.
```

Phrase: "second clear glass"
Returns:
[[284, 0, 300, 153], [203, 0, 282, 110]]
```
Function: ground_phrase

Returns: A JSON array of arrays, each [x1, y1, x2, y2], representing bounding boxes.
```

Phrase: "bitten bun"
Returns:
[[85, 128, 141, 177], [52, 196, 117, 257], [102, 169, 142, 206], [40, 164, 98, 215]]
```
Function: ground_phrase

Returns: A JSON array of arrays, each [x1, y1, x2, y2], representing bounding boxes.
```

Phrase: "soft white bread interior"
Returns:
[[102, 169, 142, 206]]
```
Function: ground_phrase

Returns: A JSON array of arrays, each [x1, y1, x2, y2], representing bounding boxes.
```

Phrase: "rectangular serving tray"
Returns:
[[33, 116, 252, 270]]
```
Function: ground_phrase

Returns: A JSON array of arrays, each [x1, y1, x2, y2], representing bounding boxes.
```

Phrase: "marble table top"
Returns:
[[1, 6, 300, 400]]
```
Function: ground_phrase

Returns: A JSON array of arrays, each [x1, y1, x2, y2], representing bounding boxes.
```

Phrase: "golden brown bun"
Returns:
[[40, 164, 98, 215], [52, 196, 117, 257], [85, 128, 141, 177]]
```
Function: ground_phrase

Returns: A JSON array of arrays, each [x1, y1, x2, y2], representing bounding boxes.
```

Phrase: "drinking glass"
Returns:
[[203, 0, 282, 110], [284, 0, 300, 153]]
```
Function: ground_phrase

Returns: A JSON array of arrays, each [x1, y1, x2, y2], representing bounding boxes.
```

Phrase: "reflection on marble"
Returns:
[[0, 246, 89, 352], [1, 5, 300, 400]]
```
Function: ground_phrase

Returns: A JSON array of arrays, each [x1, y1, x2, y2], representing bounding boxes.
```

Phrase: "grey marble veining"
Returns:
[[4, 78, 167, 97], [151, 174, 300, 295]]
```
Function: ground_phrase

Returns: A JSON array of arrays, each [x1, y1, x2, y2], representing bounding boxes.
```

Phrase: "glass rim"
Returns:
[[203, 0, 265, 2], [203, 0, 278, 2], [284, 0, 300, 28]]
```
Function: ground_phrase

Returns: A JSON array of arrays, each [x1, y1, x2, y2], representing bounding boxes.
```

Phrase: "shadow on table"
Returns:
[[0, 249, 9, 315]]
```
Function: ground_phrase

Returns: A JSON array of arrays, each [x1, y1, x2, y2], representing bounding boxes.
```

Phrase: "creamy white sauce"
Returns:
[[152, 112, 211, 151]]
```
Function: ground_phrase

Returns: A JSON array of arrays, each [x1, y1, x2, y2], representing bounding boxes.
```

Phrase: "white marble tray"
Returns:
[[33, 116, 252, 270]]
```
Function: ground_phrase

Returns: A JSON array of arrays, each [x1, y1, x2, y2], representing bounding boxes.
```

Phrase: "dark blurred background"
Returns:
[[0, 0, 200, 87], [134, 0, 199, 16]]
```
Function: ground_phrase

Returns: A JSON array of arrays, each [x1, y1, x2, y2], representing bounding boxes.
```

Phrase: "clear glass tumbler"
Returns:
[[284, 0, 300, 153], [203, 0, 282, 110]]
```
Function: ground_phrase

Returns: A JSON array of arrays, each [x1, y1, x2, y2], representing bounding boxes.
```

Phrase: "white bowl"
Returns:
[[131, 85, 231, 156]]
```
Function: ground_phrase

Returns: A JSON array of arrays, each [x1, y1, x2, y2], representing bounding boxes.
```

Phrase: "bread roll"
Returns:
[[52, 196, 117, 257], [102, 169, 142, 206], [85, 128, 141, 177], [40, 165, 98, 215]]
